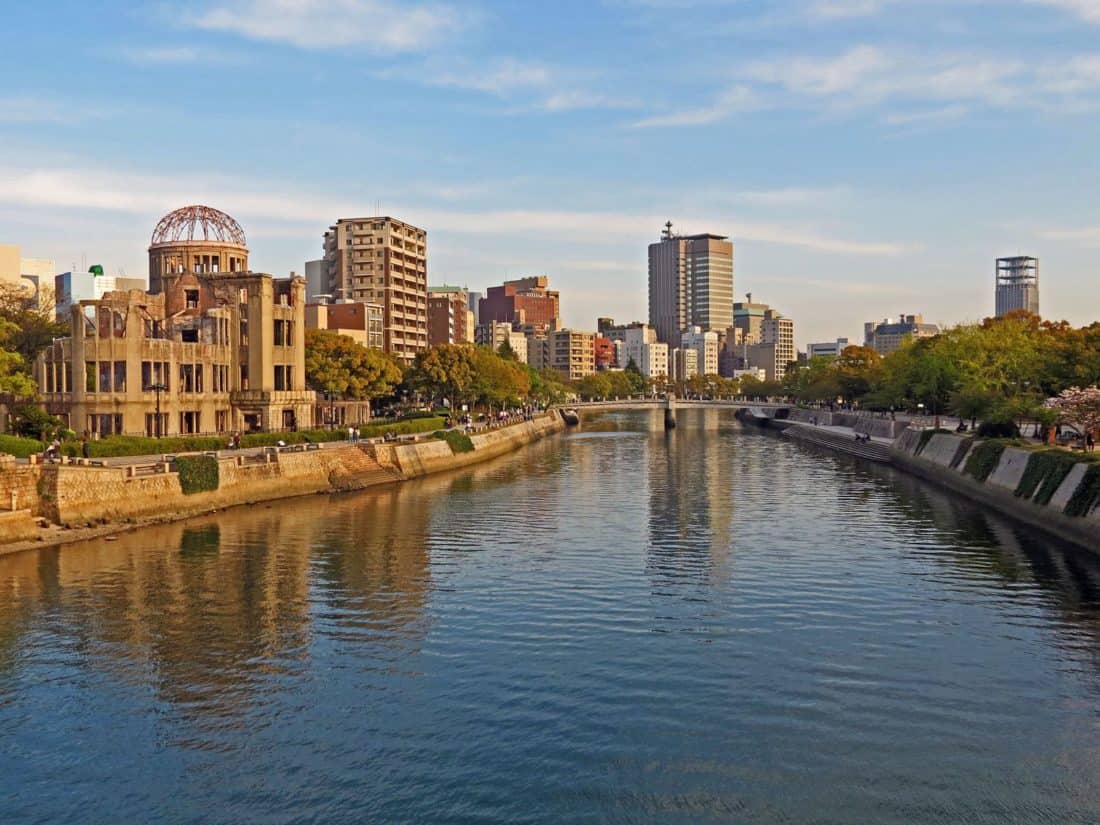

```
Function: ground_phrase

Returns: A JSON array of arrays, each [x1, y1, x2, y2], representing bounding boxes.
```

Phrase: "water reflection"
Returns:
[[0, 409, 1098, 824]]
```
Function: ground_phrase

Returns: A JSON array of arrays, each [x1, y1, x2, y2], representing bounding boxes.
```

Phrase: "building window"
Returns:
[[185, 289, 199, 309], [240, 365, 249, 391], [113, 361, 126, 393], [215, 410, 229, 433], [195, 364, 203, 393], [180, 363, 195, 393], [98, 362, 112, 392], [179, 411, 200, 435]]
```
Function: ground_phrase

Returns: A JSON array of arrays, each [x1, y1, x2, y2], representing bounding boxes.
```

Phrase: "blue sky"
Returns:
[[3, 0, 1100, 345]]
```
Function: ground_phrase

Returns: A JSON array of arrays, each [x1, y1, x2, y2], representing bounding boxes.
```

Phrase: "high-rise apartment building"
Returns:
[[476, 321, 528, 362], [648, 223, 734, 345], [547, 329, 595, 380], [728, 298, 795, 381], [864, 315, 940, 355], [479, 276, 560, 333], [467, 290, 483, 326], [680, 326, 720, 377], [995, 256, 1040, 318], [622, 325, 669, 380], [427, 285, 472, 346], [322, 216, 428, 362]]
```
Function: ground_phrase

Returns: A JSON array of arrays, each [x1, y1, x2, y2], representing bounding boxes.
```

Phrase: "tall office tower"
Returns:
[[467, 290, 483, 326], [322, 216, 428, 362], [647, 222, 734, 345], [995, 256, 1040, 318]]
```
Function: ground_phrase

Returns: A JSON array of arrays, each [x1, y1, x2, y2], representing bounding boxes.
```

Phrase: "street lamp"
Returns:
[[145, 383, 167, 437]]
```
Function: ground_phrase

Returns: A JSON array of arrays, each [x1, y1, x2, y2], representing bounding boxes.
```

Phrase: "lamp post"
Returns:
[[145, 383, 167, 437]]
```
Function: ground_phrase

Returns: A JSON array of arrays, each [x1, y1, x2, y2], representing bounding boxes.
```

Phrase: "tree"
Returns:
[[304, 330, 404, 402], [0, 318, 37, 397], [0, 283, 68, 374], [1047, 386, 1100, 435], [406, 343, 478, 407], [497, 339, 518, 361], [834, 345, 882, 402], [470, 347, 530, 410], [622, 358, 646, 394], [578, 372, 612, 400], [950, 388, 997, 430]]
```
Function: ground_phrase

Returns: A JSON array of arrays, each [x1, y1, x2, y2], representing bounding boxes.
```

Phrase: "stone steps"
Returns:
[[782, 425, 893, 464]]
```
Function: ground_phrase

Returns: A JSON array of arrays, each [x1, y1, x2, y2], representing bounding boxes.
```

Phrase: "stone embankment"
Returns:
[[742, 404, 1099, 550], [891, 429, 1099, 550], [0, 413, 565, 555]]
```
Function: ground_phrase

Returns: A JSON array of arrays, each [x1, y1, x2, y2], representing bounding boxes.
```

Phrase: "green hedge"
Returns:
[[48, 417, 448, 460], [1015, 450, 1082, 506], [964, 440, 1007, 483], [176, 455, 219, 495], [433, 430, 475, 454], [1065, 465, 1100, 518], [949, 438, 972, 470], [0, 434, 46, 458]]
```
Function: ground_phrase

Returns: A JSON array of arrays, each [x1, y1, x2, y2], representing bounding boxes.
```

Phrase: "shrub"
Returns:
[[949, 438, 972, 470], [0, 434, 45, 458], [433, 430, 474, 453], [964, 440, 1007, 483], [977, 417, 1019, 439], [176, 455, 219, 495], [61, 435, 225, 458], [1015, 450, 1082, 506], [1065, 465, 1100, 518]]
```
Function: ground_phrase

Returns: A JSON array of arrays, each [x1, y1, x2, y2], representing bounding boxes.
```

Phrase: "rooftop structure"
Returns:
[[648, 222, 734, 344], [995, 256, 1040, 318], [148, 205, 249, 294]]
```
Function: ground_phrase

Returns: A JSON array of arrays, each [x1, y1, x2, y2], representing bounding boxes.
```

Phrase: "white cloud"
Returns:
[[0, 96, 113, 124], [1041, 226, 1100, 245], [189, 0, 474, 52], [631, 85, 756, 127], [122, 46, 203, 64], [1029, 0, 1100, 21], [426, 58, 553, 94], [882, 104, 969, 125], [637, 44, 1100, 126], [0, 164, 909, 257]]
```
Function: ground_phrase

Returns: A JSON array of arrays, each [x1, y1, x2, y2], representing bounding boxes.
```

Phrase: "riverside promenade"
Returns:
[[0, 412, 566, 556]]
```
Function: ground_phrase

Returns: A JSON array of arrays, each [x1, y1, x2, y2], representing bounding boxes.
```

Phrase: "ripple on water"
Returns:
[[0, 409, 1099, 824]]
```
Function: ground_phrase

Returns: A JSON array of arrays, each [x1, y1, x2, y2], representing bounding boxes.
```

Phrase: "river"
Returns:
[[2, 409, 1099, 823]]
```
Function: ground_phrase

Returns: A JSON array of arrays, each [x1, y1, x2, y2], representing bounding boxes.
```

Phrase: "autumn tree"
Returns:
[[406, 343, 478, 407], [304, 330, 404, 402]]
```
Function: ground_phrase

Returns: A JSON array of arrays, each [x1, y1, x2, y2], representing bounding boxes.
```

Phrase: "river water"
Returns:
[[1, 409, 1099, 824]]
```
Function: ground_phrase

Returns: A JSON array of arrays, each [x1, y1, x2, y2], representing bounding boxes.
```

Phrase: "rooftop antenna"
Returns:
[[746, 292, 753, 303], [663, 220, 673, 240]]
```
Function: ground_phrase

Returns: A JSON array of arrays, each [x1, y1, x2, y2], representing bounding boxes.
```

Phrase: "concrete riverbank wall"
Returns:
[[891, 429, 1100, 550], [0, 414, 565, 553]]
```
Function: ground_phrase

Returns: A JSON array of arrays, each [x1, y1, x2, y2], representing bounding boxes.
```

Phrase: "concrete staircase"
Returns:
[[782, 424, 893, 464], [328, 445, 405, 491]]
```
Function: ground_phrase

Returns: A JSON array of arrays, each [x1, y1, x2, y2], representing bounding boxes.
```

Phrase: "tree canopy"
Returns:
[[304, 330, 404, 401]]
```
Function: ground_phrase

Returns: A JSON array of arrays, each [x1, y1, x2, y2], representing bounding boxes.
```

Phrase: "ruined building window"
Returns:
[[240, 365, 249, 391], [65, 362, 72, 392], [114, 362, 126, 393], [185, 289, 199, 309], [180, 364, 194, 393], [181, 329, 199, 343], [45, 365, 54, 393], [113, 311, 125, 338], [274, 319, 285, 346], [195, 364, 203, 393], [98, 362, 112, 392]]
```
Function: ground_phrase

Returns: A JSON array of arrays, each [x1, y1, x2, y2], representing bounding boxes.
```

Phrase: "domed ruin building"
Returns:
[[148, 205, 249, 294]]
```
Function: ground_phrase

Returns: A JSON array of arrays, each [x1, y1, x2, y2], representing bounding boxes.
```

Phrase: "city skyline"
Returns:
[[4, 1, 1100, 344]]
